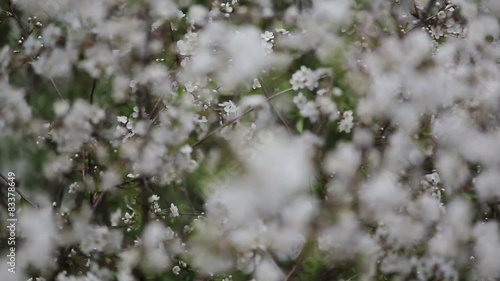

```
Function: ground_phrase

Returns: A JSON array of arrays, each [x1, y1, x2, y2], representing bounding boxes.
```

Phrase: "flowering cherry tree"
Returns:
[[1, 0, 500, 280]]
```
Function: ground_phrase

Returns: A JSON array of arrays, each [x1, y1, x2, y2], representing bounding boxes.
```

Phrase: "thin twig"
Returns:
[[140, 178, 151, 228], [92, 191, 107, 210], [86, 79, 97, 199], [89, 79, 97, 104], [284, 262, 299, 281], [404, 1, 454, 37], [150, 97, 163, 120], [268, 87, 293, 100], [50, 78, 64, 101], [192, 107, 255, 147], [116, 177, 144, 188], [6, 4, 30, 36], [258, 78, 291, 134], [346, 273, 360, 281], [169, 22, 182, 66], [284, 243, 311, 281], [192, 87, 293, 148], [0, 173, 39, 208]]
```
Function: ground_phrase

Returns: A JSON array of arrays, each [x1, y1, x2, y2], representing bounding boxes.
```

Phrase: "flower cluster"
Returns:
[[2, 0, 500, 281]]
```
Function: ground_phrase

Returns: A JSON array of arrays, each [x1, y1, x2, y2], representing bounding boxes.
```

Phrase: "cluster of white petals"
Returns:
[[2, 0, 500, 280]]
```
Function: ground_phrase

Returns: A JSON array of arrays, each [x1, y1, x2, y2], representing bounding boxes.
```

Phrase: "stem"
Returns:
[[258, 78, 291, 134], [89, 79, 97, 104], [0, 173, 39, 208], [50, 78, 64, 101], [192, 87, 293, 147]]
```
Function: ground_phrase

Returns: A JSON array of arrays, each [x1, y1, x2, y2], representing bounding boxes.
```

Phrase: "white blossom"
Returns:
[[290, 66, 322, 91], [338, 110, 354, 133], [172, 265, 181, 275], [170, 203, 179, 217], [3, 0, 500, 279]]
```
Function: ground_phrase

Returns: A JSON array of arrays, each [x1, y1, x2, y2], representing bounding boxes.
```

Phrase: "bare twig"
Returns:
[[284, 262, 300, 281], [346, 273, 360, 281], [85, 80, 97, 179], [268, 87, 294, 100], [139, 178, 151, 227], [91, 191, 107, 210], [404, 1, 454, 36], [284, 241, 314, 281], [0, 173, 39, 208], [258, 78, 291, 134], [192, 87, 293, 148], [6, 3, 30, 36], [192, 107, 255, 147], [117, 177, 144, 188], [50, 78, 65, 101], [89, 79, 97, 104]]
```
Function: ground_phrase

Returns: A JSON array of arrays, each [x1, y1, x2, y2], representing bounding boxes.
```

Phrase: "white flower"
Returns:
[[102, 169, 120, 191], [117, 116, 128, 124], [172, 265, 181, 275], [332, 87, 343, 96], [194, 115, 208, 123], [262, 40, 273, 54], [152, 201, 162, 214], [133, 120, 149, 136], [339, 110, 354, 133], [54, 100, 70, 116], [252, 78, 261, 89], [127, 173, 140, 179], [316, 89, 327, 96], [185, 82, 197, 93], [275, 28, 289, 35], [180, 145, 193, 154], [80, 226, 111, 254], [123, 212, 135, 224], [32, 47, 78, 78], [23, 36, 42, 56], [474, 169, 500, 201], [41, 24, 61, 47], [218, 100, 239, 120], [261, 31, 274, 42], [323, 142, 361, 179], [316, 96, 339, 121], [149, 195, 160, 203], [182, 22, 280, 89], [339, 119, 353, 133], [343, 110, 353, 119], [254, 258, 283, 281], [221, 2, 234, 13], [142, 222, 172, 271], [299, 101, 319, 122], [170, 203, 179, 217], [68, 182, 80, 194], [148, 0, 177, 20], [43, 155, 73, 180], [473, 222, 500, 278], [188, 5, 208, 25], [290, 66, 322, 91], [424, 172, 441, 186], [51, 99, 106, 151], [177, 32, 199, 56], [111, 209, 122, 227], [219, 100, 238, 113], [293, 92, 307, 108]]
